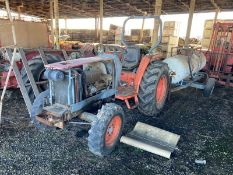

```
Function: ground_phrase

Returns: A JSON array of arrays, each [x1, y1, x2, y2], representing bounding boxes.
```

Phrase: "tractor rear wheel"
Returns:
[[138, 61, 169, 116], [88, 103, 125, 156], [21, 54, 62, 102]]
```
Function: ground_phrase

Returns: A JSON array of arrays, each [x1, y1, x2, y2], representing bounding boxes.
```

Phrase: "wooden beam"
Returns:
[[54, 0, 60, 49], [1, 0, 233, 19], [142, 0, 167, 15], [95, 17, 99, 42], [17, 6, 21, 19], [139, 16, 145, 43], [213, 8, 219, 24], [185, 0, 196, 47], [210, 0, 220, 11], [50, 0, 54, 48], [168, 1, 188, 12], [99, 0, 103, 47], [177, 0, 189, 10], [58, 2, 93, 17], [211, 0, 220, 25], [64, 16, 67, 34], [115, 0, 145, 14], [152, 0, 162, 43], [88, 1, 116, 16]]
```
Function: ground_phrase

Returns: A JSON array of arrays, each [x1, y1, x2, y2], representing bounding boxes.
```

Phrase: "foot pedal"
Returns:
[[120, 122, 180, 159]]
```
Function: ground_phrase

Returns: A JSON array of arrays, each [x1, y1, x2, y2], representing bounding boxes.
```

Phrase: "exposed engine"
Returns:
[[83, 62, 113, 96], [44, 61, 113, 105]]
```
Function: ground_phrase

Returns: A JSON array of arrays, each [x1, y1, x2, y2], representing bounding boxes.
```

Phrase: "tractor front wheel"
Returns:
[[88, 103, 125, 156], [138, 61, 169, 116]]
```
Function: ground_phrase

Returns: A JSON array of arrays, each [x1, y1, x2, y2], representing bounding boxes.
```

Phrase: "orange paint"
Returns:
[[105, 115, 122, 147], [116, 54, 163, 109]]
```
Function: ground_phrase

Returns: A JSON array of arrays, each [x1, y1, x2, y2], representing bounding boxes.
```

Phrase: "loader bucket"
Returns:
[[120, 122, 180, 159]]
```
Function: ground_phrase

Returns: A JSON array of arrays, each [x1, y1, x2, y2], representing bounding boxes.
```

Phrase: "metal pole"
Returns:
[[99, 0, 103, 48], [152, 0, 162, 44], [50, 0, 54, 48], [54, 0, 60, 49], [184, 0, 196, 47]]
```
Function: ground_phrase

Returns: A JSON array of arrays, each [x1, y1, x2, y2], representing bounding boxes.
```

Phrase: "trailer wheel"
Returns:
[[21, 54, 62, 102], [88, 103, 125, 156], [31, 90, 53, 130], [203, 78, 216, 97], [138, 61, 169, 116]]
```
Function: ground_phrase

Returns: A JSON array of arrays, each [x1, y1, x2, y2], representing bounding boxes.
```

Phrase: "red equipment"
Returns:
[[204, 22, 233, 87], [0, 47, 97, 90], [0, 49, 66, 89]]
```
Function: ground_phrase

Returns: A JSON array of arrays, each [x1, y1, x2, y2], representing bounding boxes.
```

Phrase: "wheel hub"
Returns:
[[105, 115, 122, 147], [107, 126, 113, 134]]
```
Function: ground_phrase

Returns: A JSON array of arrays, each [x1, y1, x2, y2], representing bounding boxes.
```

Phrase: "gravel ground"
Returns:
[[0, 85, 233, 175]]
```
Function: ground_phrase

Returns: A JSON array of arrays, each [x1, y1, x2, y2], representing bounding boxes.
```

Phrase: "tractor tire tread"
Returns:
[[88, 103, 125, 157], [138, 61, 169, 116]]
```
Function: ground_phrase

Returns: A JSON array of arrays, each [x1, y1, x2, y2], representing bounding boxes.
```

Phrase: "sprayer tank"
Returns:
[[163, 52, 206, 84]]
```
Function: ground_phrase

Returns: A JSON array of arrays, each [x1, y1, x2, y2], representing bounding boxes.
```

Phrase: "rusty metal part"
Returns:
[[36, 116, 53, 126], [36, 115, 65, 129]]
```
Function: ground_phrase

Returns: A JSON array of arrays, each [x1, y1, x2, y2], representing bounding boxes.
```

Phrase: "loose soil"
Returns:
[[0, 85, 232, 175]]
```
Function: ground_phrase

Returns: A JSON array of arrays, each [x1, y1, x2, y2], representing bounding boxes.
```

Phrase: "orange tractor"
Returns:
[[116, 16, 169, 116], [4, 16, 213, 156]]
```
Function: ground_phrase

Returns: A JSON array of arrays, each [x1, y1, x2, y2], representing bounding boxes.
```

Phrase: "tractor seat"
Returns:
[[122, 46, 141, 70]]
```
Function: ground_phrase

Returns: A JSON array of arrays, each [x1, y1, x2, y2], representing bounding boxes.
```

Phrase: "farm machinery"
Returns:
[[0, 44, 98, 91], [204, 22, 233, 87], [2, 16, 215, 157]]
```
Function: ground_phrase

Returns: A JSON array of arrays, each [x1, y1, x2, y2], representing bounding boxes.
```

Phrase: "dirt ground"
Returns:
[[0, 85, 232, 175]]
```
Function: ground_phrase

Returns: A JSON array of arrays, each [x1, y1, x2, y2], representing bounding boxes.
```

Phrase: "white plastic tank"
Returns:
[[163, 52, 206, 84]]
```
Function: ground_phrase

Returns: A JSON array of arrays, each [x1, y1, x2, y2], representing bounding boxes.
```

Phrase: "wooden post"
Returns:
[[139, 15, 145, 43], [99, 0, 103, 48], [17, 6, 21, 20], [185, 0, 196, 47], [50, 0, 54, 48], [95, 17, 99, 42], [213, 9, 219, 24], [64, 16, 68, 34], [152, 0, 162, 44], [54, 0, 60, 49]]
